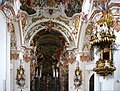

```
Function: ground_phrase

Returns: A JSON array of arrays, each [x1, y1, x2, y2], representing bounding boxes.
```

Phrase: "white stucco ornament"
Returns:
[[41, 7, 61, 18]]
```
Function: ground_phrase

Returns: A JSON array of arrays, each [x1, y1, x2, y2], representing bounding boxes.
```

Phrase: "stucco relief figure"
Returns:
[[23, 51, 31, 62], [21, 17, 26, 29], [80, 53, 91, 62], [45, 21, 54, 32], [72, 15, 80, 34], [58, 2, 66, 16], [21, 13, 27, 30]]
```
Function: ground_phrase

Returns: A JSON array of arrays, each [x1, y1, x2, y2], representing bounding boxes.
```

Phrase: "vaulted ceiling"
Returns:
[[31, 29, 66, 57]]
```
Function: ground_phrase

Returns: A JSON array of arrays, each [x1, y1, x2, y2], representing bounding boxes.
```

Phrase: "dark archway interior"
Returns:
[[34, 30, 65, 56], [30, 29, 68, 91], [89, 74, 94, 91]]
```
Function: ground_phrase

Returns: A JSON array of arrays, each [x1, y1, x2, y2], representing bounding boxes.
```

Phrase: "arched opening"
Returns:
[[89, 74, 94, 91], [30, 29, 68, 91]]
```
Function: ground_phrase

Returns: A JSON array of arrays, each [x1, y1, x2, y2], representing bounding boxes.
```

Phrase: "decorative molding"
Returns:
[[23, 19, 75, 47]]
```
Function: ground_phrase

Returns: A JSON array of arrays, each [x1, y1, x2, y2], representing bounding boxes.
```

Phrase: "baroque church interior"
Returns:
[[0, 0, 120, 91]]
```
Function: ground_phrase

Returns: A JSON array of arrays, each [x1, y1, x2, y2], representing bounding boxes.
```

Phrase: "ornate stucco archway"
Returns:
[[22, 17, 77, 91], [23, 18, 75, 47]]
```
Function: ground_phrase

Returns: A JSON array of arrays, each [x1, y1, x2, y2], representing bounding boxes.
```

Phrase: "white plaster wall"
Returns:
[[99, 76, 114, 91], [10, 62, 14, 91], [0, 11, 7, 91], [23, 61, 30, 91], [6, 32, 10, 91], [69, 62, 76, 91], [114, 31, 120, 91]]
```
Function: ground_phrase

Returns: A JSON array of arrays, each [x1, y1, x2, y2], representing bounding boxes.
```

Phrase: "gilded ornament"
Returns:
[[74, 66, 82, 89], [97, 13, 113, 28], [90, 24, 116, 77], [22, 17, 26, 30], [16, 65, 25, 87]]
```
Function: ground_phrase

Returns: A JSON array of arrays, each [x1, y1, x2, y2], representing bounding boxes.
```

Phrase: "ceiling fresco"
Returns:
[[19, 0, 83, 17]]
